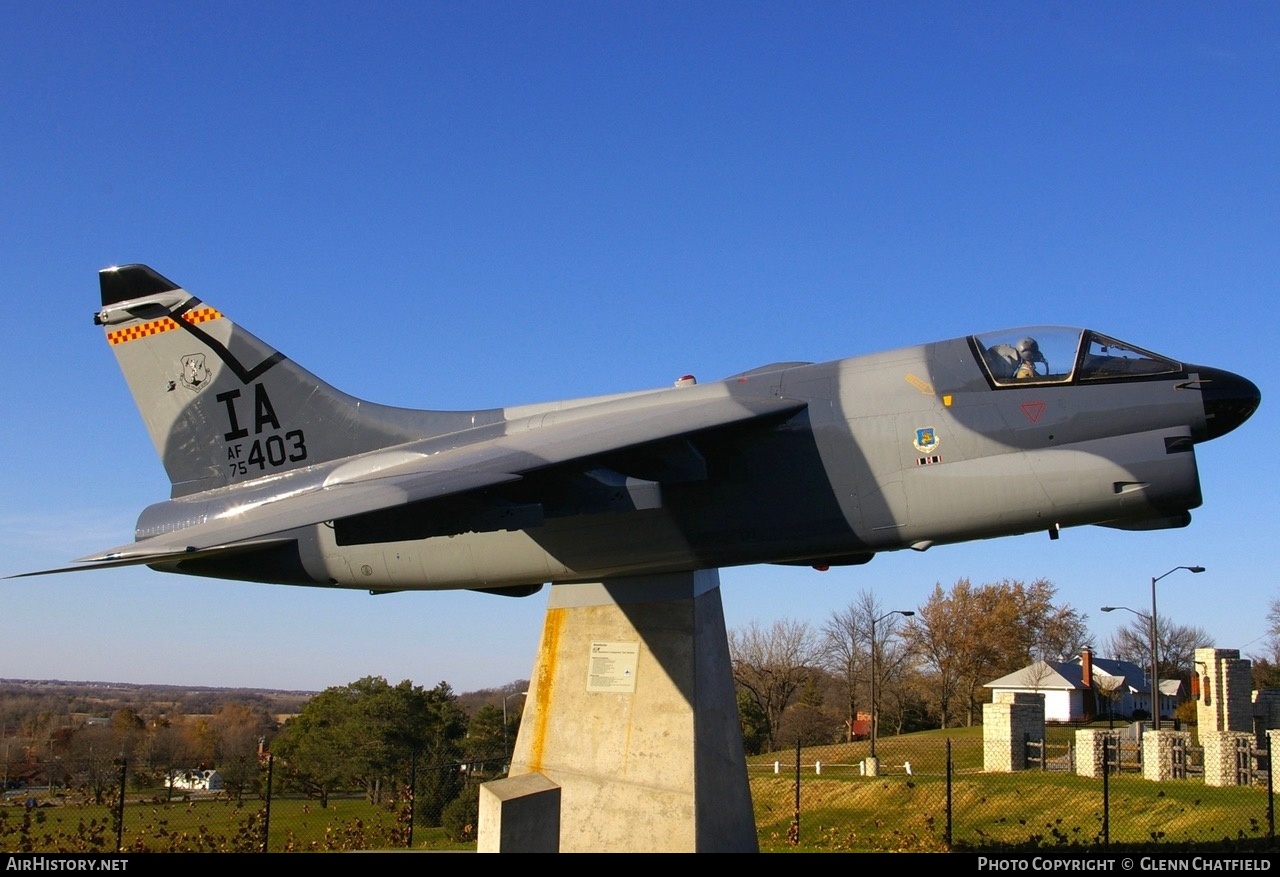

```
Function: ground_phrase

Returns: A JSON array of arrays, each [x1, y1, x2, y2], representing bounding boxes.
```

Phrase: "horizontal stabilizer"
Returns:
[[8, 538, 295, 578]]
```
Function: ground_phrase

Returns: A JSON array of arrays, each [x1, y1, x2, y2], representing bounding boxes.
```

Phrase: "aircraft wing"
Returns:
[[16, 391, 806, 576]]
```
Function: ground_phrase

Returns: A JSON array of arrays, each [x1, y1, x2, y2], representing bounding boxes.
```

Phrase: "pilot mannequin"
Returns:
[[1014, 337, 1045, 379]]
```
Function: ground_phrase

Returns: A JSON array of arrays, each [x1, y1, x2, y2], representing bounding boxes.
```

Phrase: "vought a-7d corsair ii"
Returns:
[[17, 265, 1260, 594]]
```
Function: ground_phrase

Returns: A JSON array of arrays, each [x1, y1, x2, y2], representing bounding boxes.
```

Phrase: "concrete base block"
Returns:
[[478, 772, 561, 853], [499, 569, 757, 852]]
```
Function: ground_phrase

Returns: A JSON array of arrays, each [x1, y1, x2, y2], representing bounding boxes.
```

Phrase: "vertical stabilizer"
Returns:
[[96, 265, 486, 497]]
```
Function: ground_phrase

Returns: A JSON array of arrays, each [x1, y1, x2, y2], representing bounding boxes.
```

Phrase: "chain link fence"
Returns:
[[5, 731, 1278, 852], [1, 750, 508, 852], [750, 732, 1277, 852]]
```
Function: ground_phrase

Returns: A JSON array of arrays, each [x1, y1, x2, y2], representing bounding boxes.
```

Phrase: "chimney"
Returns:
[[1081, 648, 1093, 688]]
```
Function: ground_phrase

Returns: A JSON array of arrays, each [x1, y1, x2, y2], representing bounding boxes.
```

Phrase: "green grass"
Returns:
[[7, 728, 1275, 852], [2, 791, 467, 852], [750, 725, 988, 776], [748, 727, 1276, 852], [751, 771, 1275, 852]]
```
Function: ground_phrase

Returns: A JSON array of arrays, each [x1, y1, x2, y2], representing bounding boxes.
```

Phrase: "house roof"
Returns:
[[1081, 655, 1145, 681], [984, 661, 1079, 691]]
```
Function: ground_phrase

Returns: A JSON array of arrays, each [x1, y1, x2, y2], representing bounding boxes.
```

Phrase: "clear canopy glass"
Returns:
[[972, 328, 1180, 386]]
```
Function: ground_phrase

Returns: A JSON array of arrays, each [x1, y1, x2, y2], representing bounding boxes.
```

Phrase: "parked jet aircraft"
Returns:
[[16, 265, 1260, 595]]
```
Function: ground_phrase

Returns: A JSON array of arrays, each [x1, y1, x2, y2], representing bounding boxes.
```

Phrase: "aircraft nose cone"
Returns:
[[1188, 365, 1261, 440]]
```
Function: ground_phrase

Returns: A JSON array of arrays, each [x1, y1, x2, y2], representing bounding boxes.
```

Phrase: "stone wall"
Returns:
[[983, 692, 1044, 773], [1141, 729, 1191, 781], [1201, 730, 1254, 787], [1074, 729, 1114, 779]]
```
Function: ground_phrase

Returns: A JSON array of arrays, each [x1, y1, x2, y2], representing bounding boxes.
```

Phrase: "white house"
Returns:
[[166, 769, 223, 791], [984, 650, 1182, 723]]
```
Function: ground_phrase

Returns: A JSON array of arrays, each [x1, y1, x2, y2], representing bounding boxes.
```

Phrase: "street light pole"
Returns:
[[869, 610, 914, 764], [1149, 566, 1204, 730], [503, 690, 528, 755], [1103, 564, 1204, 732]]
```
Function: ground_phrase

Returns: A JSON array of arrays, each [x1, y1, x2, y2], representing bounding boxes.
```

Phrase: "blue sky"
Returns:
[[1, 2, 1276, 693]]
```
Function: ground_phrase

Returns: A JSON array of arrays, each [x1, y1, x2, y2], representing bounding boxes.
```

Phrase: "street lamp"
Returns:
[[869, 610, 914, 764], [503, 690, 528, 753], [1149, 566, 1204, 730], [1102, 564, 1204, 732]]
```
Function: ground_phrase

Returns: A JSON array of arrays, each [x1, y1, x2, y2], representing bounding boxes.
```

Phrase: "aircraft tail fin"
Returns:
[[97, 265, 478, 498]]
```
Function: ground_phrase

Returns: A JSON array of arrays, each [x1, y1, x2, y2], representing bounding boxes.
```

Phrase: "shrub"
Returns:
[[440, 786, 479, 843]]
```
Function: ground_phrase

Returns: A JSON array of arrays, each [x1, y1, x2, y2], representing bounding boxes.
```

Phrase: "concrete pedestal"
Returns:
[[477, 772, 561, 853], [492, 569, 757, 852]]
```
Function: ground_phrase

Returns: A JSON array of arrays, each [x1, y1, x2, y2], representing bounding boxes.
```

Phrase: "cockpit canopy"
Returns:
[[971, 328, 1182, 387]]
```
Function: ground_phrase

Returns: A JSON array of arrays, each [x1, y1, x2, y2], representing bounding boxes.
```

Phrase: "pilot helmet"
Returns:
[[1016, 337, 1044, 363]]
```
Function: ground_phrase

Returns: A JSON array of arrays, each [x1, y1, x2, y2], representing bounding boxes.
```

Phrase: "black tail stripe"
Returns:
[[170, 299, 287, 384]]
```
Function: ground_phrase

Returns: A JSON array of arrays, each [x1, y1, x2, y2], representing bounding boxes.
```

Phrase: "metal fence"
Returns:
[[5, 734, 1278, 852], [0, 750, 506, 852], [748, 734, 1278, 852]]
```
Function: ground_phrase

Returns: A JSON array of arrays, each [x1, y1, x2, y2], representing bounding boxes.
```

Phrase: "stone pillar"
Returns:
[[1254, 690, 1280, 732], [1202, 730, 1253, 787], [983, 692, 1044, 773], [1195, 647, 1253, 733], [1140, 729, 1190, 781], [1075, 729, 1114, 778], [1222, 657, 1254, 733]]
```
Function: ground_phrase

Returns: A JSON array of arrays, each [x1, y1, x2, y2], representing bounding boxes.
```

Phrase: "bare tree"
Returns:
[[1094, 673, 1127, 726], [1267, 598, 1280, 661], [821, 591, 913, 742], [1249, 598, 1280, 688], [822, 595, 870, 741], [67, 724, 119, 804], [1104, 614, 1211, 679], [729, 619, 819, 751]]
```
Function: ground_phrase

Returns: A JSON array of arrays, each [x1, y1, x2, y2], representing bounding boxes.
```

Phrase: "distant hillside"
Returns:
[[0, 677, 531, 730], [0, 678, 315, 725]]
